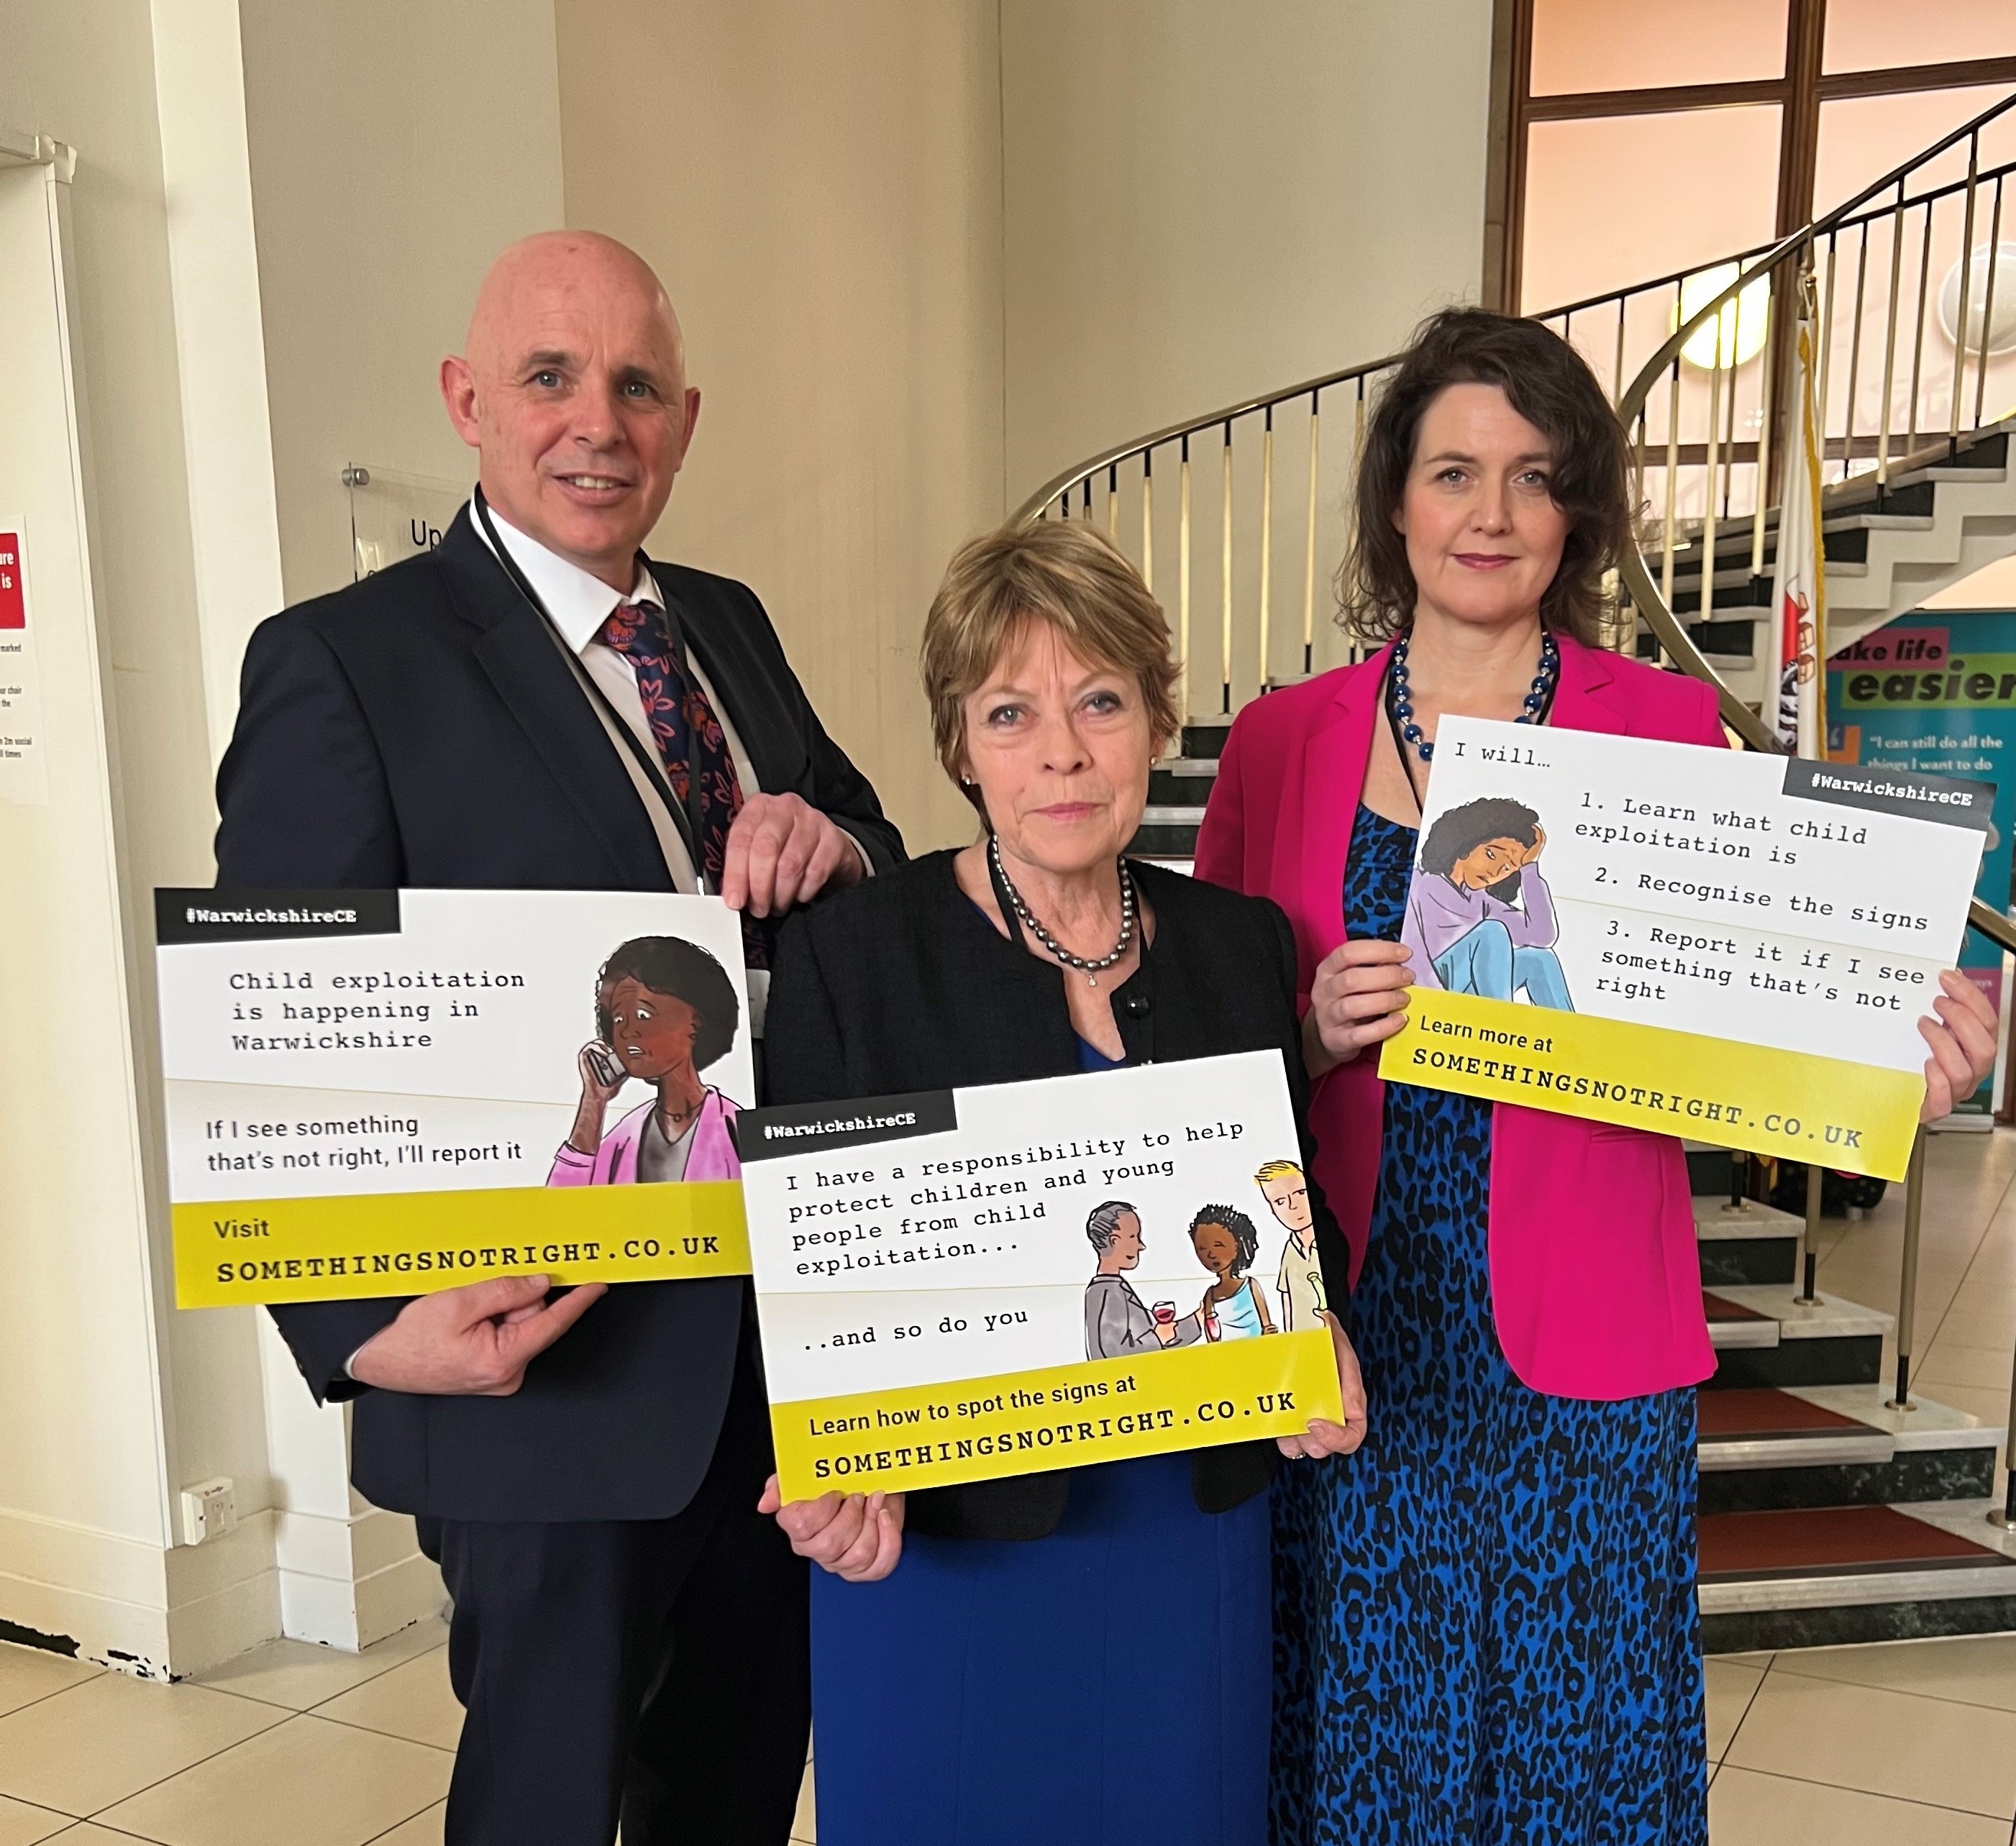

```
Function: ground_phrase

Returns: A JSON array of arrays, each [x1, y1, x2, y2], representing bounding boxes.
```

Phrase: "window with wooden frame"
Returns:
[[1487, 0, 2016, 317]]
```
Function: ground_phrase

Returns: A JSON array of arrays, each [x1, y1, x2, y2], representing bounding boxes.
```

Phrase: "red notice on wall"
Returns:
[[0, 534, 24, 629]]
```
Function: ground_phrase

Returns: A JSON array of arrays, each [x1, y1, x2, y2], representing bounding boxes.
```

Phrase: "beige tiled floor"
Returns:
[[0, 1622, 453, 1846], [9, 1623, 2016, 1844], [0, 1133, 2008, 1845]]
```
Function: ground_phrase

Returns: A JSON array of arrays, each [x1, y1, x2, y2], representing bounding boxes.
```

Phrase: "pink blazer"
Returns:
[[1194, 634, 1725, 1400], [547, 1087, 742, 1185]]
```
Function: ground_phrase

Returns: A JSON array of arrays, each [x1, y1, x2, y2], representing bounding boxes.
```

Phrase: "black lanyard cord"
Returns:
[[472, 487, 713, 890]]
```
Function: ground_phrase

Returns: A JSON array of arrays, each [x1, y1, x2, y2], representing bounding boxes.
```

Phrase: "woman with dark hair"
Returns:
[[1195, 307, 1995, 1845], [548, 935, 745, 1184], [1189, 1205, 1276, 1340], [1408, 795, 1570, 1008]]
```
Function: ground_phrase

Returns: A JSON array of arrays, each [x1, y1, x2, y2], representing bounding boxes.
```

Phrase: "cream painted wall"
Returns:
[[0, 0, 1495, 1673], [1000, 0, 1497, 508], [0, 0, 252, 1671], [555, 0, 1005, 854], [237, 0, 565, 616], [0, 0, 562, 1673], [228, 0, 567, 1649], [553, 1, 1490, 848]]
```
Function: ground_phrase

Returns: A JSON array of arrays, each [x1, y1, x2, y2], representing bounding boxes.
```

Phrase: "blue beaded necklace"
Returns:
[[1387, 626, 1559, 764]]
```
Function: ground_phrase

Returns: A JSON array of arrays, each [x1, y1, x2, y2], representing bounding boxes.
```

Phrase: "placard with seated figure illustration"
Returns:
[[1376, 717, 1989, 1181]]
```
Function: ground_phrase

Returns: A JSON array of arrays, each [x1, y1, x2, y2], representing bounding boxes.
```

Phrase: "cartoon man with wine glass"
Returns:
[[1082, 1199, 1203, 1361]]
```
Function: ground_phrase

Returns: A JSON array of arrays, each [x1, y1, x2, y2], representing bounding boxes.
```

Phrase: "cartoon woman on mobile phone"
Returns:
[[1402, 796, 1574, 1011], [547, 936, 744, 1186]]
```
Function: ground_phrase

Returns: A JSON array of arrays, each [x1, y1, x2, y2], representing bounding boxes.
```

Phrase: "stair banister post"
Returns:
[[1877, 188, 1906, 488], [1905, 198, 1935, 454], [1813, 234, 1838, 472], [1841, 227, 1869, 485], [1889, 1126, 1928, 1412], [1302, 390, 1320, 680], [1796, 1161, 1820, 1306], [1948, 134, 1980, 443], [1259, 406, 1274, 693], [1700, 339, 1725, 626], [1749, 258, 1787, 582], [1974, 179, 2004, 434], [1992, 1337, 2016, 1533], [1180, 437, 1192, 718], [1220, 420, 1234, 715]]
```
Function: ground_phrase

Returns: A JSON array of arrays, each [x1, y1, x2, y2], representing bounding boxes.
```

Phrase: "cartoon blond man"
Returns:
[[1256, 1159, 1324, 1333]]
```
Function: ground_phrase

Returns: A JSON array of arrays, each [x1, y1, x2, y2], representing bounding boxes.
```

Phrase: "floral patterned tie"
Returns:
[[596, 598, 765, 967]]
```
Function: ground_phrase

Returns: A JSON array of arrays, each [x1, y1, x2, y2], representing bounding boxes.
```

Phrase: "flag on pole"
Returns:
[[1765, 270, 1827, 757]]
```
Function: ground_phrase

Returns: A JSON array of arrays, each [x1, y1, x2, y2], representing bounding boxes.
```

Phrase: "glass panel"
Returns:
[[1813, 86, 2016, 217], [1823, 0, 2016, 76], [1531, 0, 1788, 96], [1520, 106, 1783, 310]]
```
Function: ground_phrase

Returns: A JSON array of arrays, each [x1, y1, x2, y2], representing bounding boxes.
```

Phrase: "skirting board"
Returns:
[[0, 1504, 278, 1678], [273, 1502, 445, 1650], [0, 1501, 445, 1676]]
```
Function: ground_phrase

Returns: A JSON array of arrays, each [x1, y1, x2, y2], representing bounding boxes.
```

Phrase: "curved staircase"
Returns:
[[1018, 95, 2016, 1653]]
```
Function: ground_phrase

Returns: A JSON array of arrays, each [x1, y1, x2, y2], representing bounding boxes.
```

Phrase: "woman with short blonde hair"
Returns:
[[760, 518, 1365, 1846]]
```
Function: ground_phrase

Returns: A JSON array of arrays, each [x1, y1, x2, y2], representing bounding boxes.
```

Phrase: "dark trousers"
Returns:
[[421, 1345, 811, 1846]]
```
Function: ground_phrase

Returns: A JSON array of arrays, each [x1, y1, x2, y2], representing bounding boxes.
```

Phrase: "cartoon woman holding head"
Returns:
[[1190, 1205, 1277, 1341], [549, 936, 744, 1186], [1402, 796, 1573, 1011]]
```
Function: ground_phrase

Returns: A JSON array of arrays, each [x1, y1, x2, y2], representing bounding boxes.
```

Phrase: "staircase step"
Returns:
[[1149, 771, 1217, 807], [1127, 823, 1203, 857], [1705, 1292, 1779, 1349], [1698, 1500, 2016, 1653], [1699, 1388, 1892, 1471], [1700, 1384, 2000, 1515], [1701, 1503, 2015, 1582], [1703, 1284, 1889, 1389], [1695, 1193, 1802, 1287], [1180, 722, 1231, 760]]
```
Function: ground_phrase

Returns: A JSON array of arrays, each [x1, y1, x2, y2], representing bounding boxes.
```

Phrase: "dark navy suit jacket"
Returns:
[[213, 507, 903, 1522]]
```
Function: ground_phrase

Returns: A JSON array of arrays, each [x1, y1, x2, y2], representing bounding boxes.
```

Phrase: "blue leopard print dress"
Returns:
[[1270, 806, 1705, 1845]]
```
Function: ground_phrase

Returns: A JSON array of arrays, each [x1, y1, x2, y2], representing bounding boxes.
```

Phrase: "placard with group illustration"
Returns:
[[1375, 718, 1990, 1180], [154, 887, 754, 1306], [740, 1051, 1344, 1500]]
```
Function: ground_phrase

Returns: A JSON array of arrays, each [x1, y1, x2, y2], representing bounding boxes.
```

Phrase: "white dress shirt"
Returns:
[[470, 502, 872, 895], [342, 505, 841, 1381]]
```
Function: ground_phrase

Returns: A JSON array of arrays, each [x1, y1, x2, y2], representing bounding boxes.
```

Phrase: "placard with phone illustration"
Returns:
[[1374, 718, 1990, 1180], [739, 1051, 1344, 1499], [153, 887, 754, 1306]]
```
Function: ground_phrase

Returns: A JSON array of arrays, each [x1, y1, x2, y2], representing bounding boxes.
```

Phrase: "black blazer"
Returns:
[[765, 849, 1352, 1542], [212, 508, 903, 1524]]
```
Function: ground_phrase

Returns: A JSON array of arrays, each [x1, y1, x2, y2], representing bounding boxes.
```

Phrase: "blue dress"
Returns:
[[1269, 808, 1705, 1845], [809, 1034, 1272, 1845]]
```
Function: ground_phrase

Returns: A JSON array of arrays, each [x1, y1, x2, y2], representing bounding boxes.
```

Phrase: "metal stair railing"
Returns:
[[1016, 91, 2016, 969], [1017, 96, 2016, 1522], [1612, 92, 2016, 964]]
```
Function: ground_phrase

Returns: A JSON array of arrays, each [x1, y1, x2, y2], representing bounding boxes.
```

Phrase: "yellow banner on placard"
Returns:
[[173, 1182, 750, 1307], [1377, 987, 1922, 1180], [768, 1326, 1341, 1500]]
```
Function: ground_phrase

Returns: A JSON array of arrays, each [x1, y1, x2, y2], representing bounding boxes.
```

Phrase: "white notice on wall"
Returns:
[[0, 521, 49, 805]]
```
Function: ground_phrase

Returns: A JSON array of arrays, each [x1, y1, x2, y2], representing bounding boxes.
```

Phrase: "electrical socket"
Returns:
[[179, 1478, 237, 1546]]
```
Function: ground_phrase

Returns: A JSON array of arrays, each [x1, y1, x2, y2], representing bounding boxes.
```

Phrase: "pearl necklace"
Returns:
[[1388, 628, 1559, 763], [988, 834, 1138, 988]]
